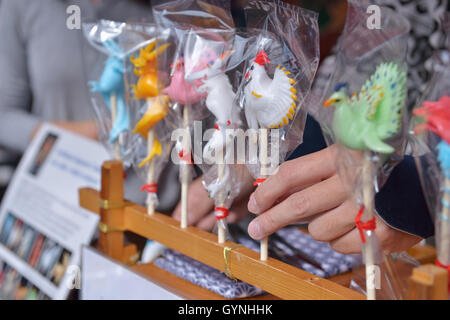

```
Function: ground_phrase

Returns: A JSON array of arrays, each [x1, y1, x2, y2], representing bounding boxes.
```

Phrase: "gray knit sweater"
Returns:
[[0, 0, 153, 153]]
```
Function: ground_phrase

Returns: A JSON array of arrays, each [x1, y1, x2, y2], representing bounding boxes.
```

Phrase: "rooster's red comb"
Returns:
[[254, 50, 270, 66]]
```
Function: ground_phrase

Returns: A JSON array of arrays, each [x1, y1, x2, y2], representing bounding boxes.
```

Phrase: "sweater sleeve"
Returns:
[[375, 156, 434, 238], [0, 0, 40, 153]]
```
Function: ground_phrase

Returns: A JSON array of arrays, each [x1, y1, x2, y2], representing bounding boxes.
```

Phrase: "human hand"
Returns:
[[247, 145, 422, 254], [172, 167, 255, 231]]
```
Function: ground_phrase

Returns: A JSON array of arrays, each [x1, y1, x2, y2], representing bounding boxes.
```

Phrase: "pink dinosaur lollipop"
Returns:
[[162, 57, 206, 105]]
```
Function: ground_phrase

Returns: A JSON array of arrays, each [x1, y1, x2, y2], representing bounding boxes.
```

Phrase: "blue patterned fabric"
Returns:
[[276, 228, 362, 278], [154, 227, 362, 299], [154, 249, 264, 299]]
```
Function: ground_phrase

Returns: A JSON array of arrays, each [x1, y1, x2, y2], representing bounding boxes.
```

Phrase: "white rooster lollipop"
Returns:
[[187, 49, 237, 243], [243, 49, 297, 260], [244, 50, 297, 130]]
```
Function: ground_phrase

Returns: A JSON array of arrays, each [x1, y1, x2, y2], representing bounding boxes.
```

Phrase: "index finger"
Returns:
[[248, 145, 337, 214], [248, 174, 347, 240]]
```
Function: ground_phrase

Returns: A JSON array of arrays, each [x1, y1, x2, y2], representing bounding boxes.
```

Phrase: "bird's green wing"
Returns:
[[360, 63, 407, 140], [362, 129, 395, 154]]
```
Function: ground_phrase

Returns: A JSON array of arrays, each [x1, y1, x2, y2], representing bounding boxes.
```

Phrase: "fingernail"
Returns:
[[248, 220, 262, 240], [248, 193, 260, 213]]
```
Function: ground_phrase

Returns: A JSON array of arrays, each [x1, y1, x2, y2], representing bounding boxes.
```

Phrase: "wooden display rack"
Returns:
[[78, 160, 445, 300]]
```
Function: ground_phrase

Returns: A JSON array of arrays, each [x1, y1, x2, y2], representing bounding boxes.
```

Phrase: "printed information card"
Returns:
[[0, 124, 109, 300]]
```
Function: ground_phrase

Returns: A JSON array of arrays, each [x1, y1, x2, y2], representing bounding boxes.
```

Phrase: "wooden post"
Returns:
[[408, 264, 449, 300], [99, 161, 124, 260], [98, 160, 136, 263]]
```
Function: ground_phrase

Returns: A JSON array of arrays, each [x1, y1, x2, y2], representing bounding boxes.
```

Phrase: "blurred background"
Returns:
[[0, 0, 348, 201]]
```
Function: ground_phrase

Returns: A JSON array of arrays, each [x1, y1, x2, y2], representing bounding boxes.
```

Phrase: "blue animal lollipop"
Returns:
[[89, 39, 129, 148]]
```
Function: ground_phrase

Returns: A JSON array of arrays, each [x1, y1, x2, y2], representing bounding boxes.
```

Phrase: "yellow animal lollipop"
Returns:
[[130, 42, 170, 215]]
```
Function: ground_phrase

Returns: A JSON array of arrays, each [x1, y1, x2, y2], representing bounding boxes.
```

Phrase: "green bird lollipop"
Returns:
[[324, 62, 407, 154], [323, 62, 407, 300]]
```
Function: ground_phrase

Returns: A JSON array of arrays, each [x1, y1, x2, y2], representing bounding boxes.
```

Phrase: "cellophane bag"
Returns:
[[153, 0, 247, 238], [124, 23, 175, 213], [181, 24, 260, 239], [234, 0, 320, 179], [83, 20, 156, 166], [413, 12, 450, 277], [313, 1, 411, 299], [153, 0, 237, 190]]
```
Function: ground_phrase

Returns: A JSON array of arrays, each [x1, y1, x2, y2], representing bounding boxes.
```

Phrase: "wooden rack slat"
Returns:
[[79, 185, 363, 300]]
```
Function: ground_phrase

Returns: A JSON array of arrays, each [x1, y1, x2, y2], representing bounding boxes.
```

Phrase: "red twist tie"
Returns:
[[355, 205, 376, 244], [253, 178, 266, 186], [215, 207, 229, 220], [216, 121, 231, 130], [141, 183, 158, 193]]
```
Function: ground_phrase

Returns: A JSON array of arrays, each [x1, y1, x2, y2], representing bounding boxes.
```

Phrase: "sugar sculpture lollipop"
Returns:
[[162, 56, 206, 228], [414, 95, 450, 287], [186, 47, 237, 243], [130, 41, 170, 215], [89, 39, 129, 160], [243, 49, 298, 260]]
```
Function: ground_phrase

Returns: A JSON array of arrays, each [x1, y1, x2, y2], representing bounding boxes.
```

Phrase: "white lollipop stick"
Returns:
[[181, 106, 190, 229], [259, 128, 269, 261], [146, 128, 156, 215], [361, 151, 376, 300], [217, 161, 226, 244], [110, 93, 121, 160]]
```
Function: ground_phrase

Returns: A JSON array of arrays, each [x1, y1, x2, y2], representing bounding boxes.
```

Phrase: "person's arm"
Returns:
[[247, 146, 424, 254], [0, 0, 39, 153], [247, 117, 428, 254], [0, 1, 98, 153], [375, 156, 434, 239], [172, 114, 429, 253], [291, 116, 434, 239]]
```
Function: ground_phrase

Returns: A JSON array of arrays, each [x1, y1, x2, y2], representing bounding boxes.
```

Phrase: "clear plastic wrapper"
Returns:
[[83, 20, 156, 166], [182, 26, 254, 242], [125, 26, 174, 214], [413, 13, 450, 220], [350, 252, 420, 300], [153, 0, 235, 123], [234, 0, 320, 179], [412, 15, 450, 281], [232, 0, 319, 259], [314, 1, 410, 299], [153, 0, 236, 228]]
